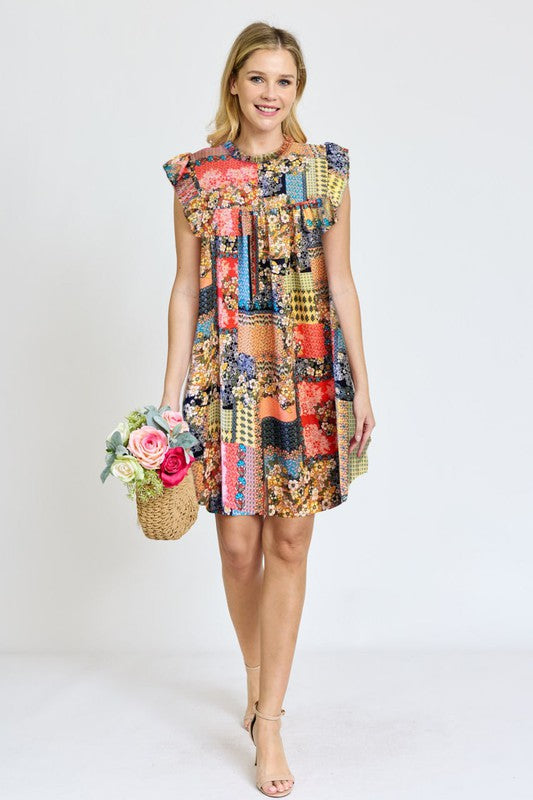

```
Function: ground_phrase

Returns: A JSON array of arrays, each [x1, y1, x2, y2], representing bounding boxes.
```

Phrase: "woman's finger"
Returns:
[[349, 420, 372, 458]]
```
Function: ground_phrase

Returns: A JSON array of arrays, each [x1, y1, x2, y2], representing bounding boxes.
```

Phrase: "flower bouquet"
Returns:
[[100, 404, 200, 540]]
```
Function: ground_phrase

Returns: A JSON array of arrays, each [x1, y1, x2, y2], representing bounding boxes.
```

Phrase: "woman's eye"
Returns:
[[250, 76, 291, 86]]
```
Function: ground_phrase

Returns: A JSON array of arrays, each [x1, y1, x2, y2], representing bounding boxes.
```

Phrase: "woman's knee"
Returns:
[[262, 516, 314, 564], [216, 514, 263, 571]]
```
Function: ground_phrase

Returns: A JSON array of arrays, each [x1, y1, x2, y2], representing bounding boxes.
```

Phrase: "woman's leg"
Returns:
[[215, 511, 315, 794], [254, 513, 315, 794], [215, 513, 264, 722]]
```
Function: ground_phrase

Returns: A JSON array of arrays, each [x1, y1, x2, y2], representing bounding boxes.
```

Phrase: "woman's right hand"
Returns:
[[159, 394, 180, 413]]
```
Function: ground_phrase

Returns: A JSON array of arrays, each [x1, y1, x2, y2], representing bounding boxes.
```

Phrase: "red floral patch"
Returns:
[[297, 379, 337, 456]]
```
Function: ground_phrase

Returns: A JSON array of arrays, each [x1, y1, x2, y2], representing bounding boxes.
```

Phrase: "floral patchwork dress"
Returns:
[[162, 133, 371, 517]]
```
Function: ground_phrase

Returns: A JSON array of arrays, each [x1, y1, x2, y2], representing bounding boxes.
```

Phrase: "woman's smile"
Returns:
[[254, 104, 280, 116]]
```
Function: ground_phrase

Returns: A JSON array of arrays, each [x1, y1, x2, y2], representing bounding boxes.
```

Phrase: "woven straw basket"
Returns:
[[135, 468, 199, 540]]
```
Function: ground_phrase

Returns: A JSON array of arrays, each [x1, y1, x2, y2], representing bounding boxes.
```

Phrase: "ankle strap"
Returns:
[[244, 662, 261, 670], [253, 700, 285, 720]]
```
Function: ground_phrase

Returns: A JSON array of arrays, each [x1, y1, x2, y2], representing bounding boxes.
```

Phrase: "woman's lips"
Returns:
[[254, 105, 279, 116]]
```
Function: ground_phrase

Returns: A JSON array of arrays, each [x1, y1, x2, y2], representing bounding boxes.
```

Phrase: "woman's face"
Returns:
[[230, 48, 298, 134]]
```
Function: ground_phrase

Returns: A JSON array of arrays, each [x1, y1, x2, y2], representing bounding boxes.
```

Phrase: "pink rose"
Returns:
[[162, 409, 189, 434], [127, 425, 168, 469], [158, 446, 195, 487]]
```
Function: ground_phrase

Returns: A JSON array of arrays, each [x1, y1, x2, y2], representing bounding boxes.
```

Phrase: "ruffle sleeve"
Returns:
[[319, 141, 350, 232], [162, 152, 205, 238]]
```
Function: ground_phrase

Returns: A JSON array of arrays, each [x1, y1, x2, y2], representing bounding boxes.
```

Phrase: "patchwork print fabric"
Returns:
[[162, 134, 371, 517]]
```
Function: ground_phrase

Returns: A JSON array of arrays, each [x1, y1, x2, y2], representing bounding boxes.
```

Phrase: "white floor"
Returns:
[[1, 650, 532, 799]]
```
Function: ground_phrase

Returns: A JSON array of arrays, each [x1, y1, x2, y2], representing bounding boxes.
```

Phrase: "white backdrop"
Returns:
[[1, 0, 531, 653]]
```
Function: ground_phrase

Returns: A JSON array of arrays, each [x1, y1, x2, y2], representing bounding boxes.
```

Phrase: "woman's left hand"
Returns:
[[349, 390, 376, 457]]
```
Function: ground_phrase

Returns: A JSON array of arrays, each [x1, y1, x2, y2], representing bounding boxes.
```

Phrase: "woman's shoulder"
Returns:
[[292, 139, 348, 158], [315, 141, 350, 172], [162, 142, 225, 174], [290, 141, 350, 189]]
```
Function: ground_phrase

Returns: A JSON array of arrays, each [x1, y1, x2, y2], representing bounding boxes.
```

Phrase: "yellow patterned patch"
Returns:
[[221, 407, 232, 443], [235, 400, 256, 446], [284, 273, 319, 323], [309, 157, 328, 198], [328, 172, 348, 209], [207, 399, 221, 437]]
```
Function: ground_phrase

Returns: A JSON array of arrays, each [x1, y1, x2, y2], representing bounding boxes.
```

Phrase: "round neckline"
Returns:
[[224, 133, 293, 163]]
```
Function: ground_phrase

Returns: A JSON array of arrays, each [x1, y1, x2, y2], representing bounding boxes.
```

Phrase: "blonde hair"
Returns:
[[206, 22, 307, 147]]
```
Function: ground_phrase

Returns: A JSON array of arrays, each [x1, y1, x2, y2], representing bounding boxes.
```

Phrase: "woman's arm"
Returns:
[[160, 194, 201, 412], [322, 185, 376, 456]]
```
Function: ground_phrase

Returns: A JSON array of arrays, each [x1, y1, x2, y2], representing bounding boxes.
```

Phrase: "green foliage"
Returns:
[[126, 410, 146, 432], [101, 430, 129, 483], [143, 404, 170, 434], [169, 430, 200, 450], [130, 468, 164, 502]]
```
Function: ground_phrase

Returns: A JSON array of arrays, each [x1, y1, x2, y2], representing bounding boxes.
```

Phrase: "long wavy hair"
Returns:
[[206, 22, 307, 147]]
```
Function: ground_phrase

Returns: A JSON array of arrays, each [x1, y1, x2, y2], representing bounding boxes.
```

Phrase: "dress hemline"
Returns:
[[195, 469, 368, 518]]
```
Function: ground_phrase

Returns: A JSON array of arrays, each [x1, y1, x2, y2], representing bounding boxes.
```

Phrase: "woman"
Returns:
[[160, 21, 375, 798]]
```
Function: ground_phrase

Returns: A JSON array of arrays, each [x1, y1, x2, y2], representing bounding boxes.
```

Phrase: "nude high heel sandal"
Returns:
[[243, 662, 261, 730], [249, 700, 295, 797]]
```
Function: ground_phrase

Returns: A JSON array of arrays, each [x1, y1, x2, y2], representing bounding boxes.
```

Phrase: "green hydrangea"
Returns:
[[126, 409, 146, 434], [128, 468, 164, 502]]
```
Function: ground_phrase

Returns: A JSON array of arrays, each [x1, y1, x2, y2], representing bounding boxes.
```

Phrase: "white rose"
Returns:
[[111, 455, 144, 484]]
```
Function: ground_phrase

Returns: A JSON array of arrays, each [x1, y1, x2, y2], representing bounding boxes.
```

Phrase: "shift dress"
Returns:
[[162, 133, 371, 517]]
